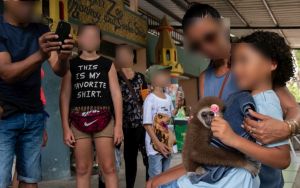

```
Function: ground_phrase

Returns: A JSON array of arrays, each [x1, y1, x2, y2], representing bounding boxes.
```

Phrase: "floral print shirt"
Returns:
[[118, 72, 147, 128]]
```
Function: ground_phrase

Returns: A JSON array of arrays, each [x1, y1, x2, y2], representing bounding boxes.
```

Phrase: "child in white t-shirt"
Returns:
[[143, 65, 181, 178]]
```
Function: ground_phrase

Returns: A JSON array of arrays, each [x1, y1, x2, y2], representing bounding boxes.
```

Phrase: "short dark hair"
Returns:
[[182, 3, 221, 32], [77, 23, 101, 39], [237, 31, 295, 87]]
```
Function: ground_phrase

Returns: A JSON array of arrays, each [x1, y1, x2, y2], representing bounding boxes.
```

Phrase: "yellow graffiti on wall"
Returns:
[[67, 0, 148, 46]]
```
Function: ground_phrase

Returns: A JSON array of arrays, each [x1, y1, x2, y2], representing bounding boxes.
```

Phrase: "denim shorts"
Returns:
[[148, 154, 171, 178], [0, 113, 46, 187]]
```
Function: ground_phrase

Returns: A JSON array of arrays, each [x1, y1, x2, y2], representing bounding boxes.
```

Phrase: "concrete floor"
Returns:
[[287, 153, 300, 188], [39, 153, 182, 188], [39, 152, 300, 188]]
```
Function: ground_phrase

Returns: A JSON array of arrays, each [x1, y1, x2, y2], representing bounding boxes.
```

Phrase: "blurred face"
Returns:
[[231, 43, 277, 91], [78, 26, 101, 52], [184, 17, 230, 60], [4, 1, 36, 23], [152, 71, 171, 88], [115, 47, 134, 68]]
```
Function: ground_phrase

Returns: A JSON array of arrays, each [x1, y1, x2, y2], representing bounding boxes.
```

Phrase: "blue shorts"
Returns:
[[0, 113, 46, 187], [148, 154, 171, 178]]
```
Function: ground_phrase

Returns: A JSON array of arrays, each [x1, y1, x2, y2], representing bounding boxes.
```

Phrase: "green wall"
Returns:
[[146, 34, 209, 77]]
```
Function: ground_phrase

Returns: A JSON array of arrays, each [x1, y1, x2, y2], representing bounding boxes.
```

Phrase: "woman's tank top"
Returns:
[[204, 63, 238, 100]]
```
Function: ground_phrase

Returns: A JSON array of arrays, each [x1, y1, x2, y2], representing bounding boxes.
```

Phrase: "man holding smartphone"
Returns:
[[0, 1, 74, 188]]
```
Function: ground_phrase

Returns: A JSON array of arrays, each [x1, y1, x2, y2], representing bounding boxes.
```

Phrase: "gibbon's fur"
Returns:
[[182, 97, 259, 175]]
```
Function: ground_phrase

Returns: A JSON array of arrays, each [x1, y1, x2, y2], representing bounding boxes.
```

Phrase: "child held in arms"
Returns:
[[170, 31, 292, 188], [143, 65, 183, 179]]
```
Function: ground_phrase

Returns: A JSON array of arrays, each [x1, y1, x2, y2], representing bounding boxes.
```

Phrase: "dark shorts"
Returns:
[[0, 113, 46, 187]]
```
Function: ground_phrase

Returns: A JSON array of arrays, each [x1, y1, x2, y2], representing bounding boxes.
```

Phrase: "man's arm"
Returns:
[[0, 51, 45, 83], [47, 34, 75, 77], [0, 32, 72, 83]]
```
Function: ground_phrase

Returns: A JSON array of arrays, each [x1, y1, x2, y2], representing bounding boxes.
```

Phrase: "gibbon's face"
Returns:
[[197, 107, 215, 129]]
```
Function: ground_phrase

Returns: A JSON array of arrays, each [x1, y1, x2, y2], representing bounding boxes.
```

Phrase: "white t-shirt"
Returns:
[[143, 93, 174, 156]]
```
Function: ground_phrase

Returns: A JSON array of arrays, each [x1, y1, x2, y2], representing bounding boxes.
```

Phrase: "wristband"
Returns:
[[285, 120, 299, 136], [285, 121, 293, 136], [292, 120, 300, 135]]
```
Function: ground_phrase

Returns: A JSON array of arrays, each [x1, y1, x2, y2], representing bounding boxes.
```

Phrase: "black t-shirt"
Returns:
[[0, 16, 49, 117], [70, 56, 113, 112]]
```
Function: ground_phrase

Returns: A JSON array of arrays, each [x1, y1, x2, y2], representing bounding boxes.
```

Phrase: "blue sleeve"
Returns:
[[0, 31, 7, 52], [143, 96, 153, 125], [0, 40, 7, 52], [256, 102, 289, 147], [238, 92, 256, 117], [37, 23, 50, 36]]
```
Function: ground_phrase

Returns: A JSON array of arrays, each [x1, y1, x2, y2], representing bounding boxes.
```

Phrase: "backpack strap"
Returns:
[[218, 73, 230, 99]]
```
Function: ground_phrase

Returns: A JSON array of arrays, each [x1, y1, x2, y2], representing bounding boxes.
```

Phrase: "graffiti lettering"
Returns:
[[68, 0, 147, 45], [68, 0, 101, 23]]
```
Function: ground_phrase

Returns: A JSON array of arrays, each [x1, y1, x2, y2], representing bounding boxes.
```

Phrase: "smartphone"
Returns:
[[55, 21, 71, 44]]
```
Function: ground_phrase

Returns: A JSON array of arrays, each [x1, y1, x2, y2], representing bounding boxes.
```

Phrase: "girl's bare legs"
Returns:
[[95, 137, 118, 188], [74, 138, 93, 188]]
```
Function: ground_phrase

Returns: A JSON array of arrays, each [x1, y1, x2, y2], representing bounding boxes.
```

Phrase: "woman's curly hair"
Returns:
[[237, 31, 295, 87]]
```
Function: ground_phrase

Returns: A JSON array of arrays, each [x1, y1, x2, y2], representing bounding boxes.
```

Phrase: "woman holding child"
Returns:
[[148, 3, 300, 188]]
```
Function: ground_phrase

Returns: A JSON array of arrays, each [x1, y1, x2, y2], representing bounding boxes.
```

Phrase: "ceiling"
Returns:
[[138, 0, 300, 49]]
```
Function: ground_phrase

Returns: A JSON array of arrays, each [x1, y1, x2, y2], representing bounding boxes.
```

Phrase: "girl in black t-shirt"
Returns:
[[60, 24, 123, 188]]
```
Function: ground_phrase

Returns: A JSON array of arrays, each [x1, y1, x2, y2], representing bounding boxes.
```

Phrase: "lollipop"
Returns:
[[210, 104, 219, 116]]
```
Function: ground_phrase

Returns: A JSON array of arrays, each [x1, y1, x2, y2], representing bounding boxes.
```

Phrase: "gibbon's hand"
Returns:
[[154, 141, 170, 158], [63, 128, 76, 148], [114, 126, 124, 145], [211, 116, 239, 147]]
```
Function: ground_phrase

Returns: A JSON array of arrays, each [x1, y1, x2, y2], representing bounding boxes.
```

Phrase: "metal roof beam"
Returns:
[[170, 0, 188, 11], [224, 0, 249, 27], [231, 26, 300, 29], [144, 0, 182, 23], [261, 0, 289, 44], [151, 25, 300, 30], [261, 0, 278, 25]]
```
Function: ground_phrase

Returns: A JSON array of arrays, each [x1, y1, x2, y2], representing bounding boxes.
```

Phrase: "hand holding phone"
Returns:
[[55, 21, 71, 45], [54, 21, 75, 60]]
